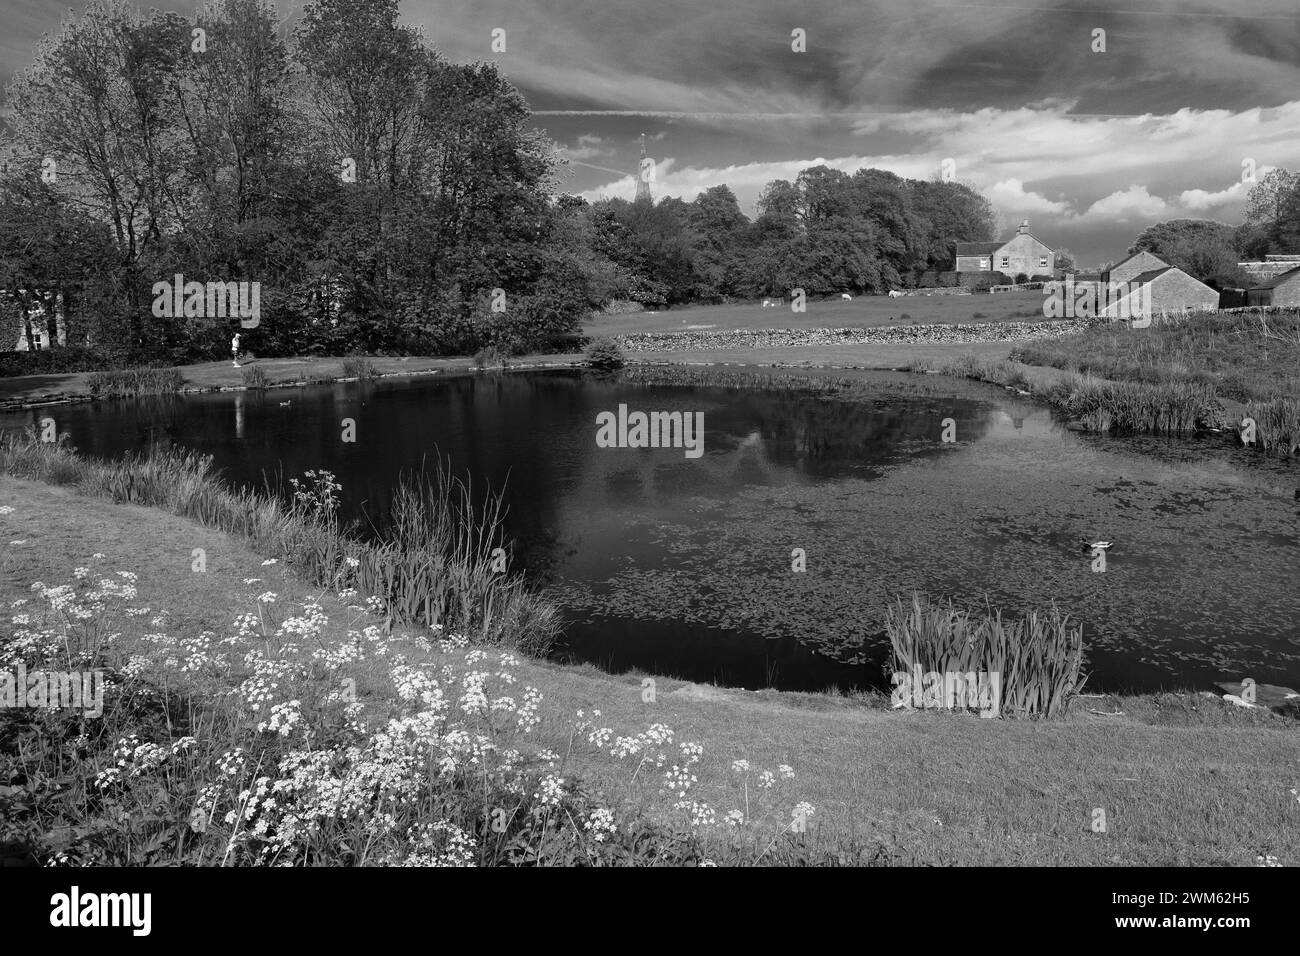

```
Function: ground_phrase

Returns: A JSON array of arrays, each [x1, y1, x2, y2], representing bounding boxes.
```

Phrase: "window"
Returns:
[[980, 258, 990, 271], [1039, 257, 1048, 268], [1000, 257, 1009, 268]]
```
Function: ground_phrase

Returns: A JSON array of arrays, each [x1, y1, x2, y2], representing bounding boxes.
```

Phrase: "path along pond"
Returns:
[[4, 366, 1298, 694]]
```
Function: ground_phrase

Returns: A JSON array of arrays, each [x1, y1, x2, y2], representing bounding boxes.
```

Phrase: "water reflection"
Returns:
[[2, 369, 1297, 693]]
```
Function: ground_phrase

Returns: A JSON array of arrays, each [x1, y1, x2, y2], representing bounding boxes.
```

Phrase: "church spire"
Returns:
[[635, 132, 652, 203]]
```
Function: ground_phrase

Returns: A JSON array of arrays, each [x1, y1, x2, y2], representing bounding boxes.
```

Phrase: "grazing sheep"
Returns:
[[840, 293, 852, 301]]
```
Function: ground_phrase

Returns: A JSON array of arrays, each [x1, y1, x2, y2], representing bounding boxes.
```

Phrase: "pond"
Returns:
[[4, 367, 1299, 694]]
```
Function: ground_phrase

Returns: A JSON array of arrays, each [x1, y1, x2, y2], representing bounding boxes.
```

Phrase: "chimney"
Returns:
[[1018, 220, 1030, 235]]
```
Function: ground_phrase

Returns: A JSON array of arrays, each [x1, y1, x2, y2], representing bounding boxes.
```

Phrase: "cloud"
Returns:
[[984, 179, 1070, 216], [1075, 185, 1171, 222], [564, 133, 610, 161], [576, 154, 936, 207]]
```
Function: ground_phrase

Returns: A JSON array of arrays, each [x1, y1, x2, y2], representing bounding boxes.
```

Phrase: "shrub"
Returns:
[[341, 356, 379, 380], [584, 338, 626, 371], [0, 346, 114, 378], [473, 346, 509, 369], [242, 365, 271, 390]]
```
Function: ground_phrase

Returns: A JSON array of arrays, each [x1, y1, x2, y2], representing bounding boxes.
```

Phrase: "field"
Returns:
[[584, 291, 1051, 337]]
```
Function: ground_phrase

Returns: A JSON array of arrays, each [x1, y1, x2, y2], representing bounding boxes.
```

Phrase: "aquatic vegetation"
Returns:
[[885, 594, 1084, 718], [0, 430, 558, 653], [1041, 373, 1216, 436], [341, 356, 379, 380], [241, 365, 271, 390], [85, 367, 185, 399], [1244, 396, 1300, 457]]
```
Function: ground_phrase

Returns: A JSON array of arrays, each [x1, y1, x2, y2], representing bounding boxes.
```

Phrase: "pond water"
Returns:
[[4, 367, 1299, 694]]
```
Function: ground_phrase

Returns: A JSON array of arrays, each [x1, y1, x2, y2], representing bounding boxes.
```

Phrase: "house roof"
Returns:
[[1128, 267, 1175, 286], [954, 241, 1002, 257], [1108, 250, 1168, 274], [1248, 264, 1300, 290]]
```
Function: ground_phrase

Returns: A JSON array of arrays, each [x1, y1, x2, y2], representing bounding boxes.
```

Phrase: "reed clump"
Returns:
[[885, 593, 1084, 718], [341, 356, 379, 380], [0, 429, 559, 654], [241, 364, 271, 389], [1244, 396, 1300, 457], [1042, 373, 1216, 436], [85, 367, 185, 398]]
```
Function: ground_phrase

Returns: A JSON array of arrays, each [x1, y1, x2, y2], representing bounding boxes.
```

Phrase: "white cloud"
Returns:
[[565, 134, 610, 161], [984, 179, 1070, 216], [1075, 185, 1171, 222]]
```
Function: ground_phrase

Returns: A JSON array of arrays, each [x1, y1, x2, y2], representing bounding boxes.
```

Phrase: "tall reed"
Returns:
[[885, 593, 1084, 718], [85, 367, 185, 398], [1244, 396, 1300, 457], [1044, 373, 1214, 436], [0, 429, 559, 654]]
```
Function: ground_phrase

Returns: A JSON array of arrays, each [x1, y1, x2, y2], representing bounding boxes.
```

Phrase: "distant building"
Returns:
[[1237, 254, 1300, 284], [1246, 265, 1300, 307], [1104, 250, 1170, 287], [954, 220, 1054, 279], [7, 292, 65, 351], [1099, 266, 1218, 319]]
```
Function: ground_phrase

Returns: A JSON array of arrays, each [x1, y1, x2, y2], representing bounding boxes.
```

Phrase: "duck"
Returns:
[[279, 400, 291, 407]]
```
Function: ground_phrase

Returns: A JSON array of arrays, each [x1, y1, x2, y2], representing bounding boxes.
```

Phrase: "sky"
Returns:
[[3, 0, 1300, 267]]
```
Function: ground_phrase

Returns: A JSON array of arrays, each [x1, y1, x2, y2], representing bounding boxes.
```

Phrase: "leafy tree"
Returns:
[[1129, 219, 1250, 288]]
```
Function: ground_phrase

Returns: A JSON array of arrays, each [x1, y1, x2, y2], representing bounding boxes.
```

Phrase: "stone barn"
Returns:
[[1099, 266, 1218, 319], [1104, 250, 1169, 286], [1246, 265, 1300, 307]]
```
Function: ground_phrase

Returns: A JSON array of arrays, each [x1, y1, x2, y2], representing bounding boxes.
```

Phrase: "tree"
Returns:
[[687, 185, 749, 300], [7, 0, 198, 347], [1129, 219, 1250, 289]]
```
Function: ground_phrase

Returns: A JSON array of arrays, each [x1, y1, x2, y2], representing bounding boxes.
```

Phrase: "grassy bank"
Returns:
[[1001, 310, 1300, 455], [0, 430, 557, 654], [3, 466, 1299, 865]]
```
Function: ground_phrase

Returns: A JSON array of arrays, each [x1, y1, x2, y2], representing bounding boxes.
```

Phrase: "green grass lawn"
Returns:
[[3, 475, 1297, 865], [585, 291, 1051, 337]]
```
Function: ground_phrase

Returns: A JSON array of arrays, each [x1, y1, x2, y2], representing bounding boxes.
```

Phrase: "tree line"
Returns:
[[2, 0, 1296, 371], [0, 0, 998, 366]]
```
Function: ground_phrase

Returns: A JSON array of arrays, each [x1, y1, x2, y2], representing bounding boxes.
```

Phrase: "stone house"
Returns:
[[955, 220, 1054, 280]]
